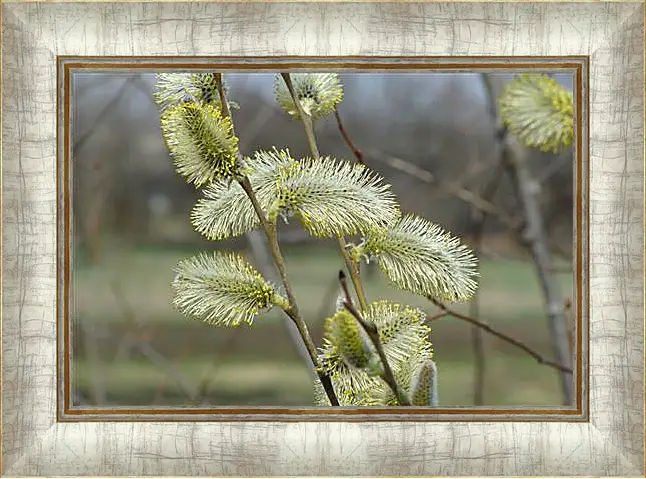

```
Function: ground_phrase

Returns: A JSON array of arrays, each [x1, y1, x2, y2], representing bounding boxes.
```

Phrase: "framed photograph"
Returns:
[[2, 2, 643, 476]]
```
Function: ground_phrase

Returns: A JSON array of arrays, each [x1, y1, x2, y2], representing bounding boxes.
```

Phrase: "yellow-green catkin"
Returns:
[[500, 74, 574, 154], [410, 360, 439, 406], [329, 310, 377, 371], [274, 73, 344, 120], [160, 102, 240, 186]]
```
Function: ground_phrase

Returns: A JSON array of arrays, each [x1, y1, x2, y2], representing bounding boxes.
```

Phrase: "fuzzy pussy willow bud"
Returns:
[[328, 310, 382, 375], [499, 74, 574, 154], [154, 73, 238, 111], [274, 73, 343, 120], [171, 251, 285, 327], [160, 102, 240, 186], [362, 215, 478, 303], [410, 360, 439, 406]]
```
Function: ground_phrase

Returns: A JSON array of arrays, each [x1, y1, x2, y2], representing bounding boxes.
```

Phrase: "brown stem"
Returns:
[[280, 72, 369, 309], [334, 109, 365, 165], [316, 274, 343, 320], [427, 311, 449, 322], [339, 271, 411, 406], [214, 74, 339, 406], [237, 177, 339, 406], [427, 297, 573, 374], [336, 237, 368, 310], [369, 151, 517, 228], [213, 73, 231, 119]]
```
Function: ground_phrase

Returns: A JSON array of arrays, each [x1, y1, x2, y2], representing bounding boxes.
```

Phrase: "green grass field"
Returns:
[[72, 242, 574, 407]]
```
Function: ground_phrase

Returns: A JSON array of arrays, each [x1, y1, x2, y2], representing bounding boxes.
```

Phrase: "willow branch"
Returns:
[[213, 73, 231, 119], [427, 297, 573, 374], [334, 108, 365, 165], [339, 271, 412, 406], [336, 241, 368, 310], [370, 151, 518, 228], [280, 72, 369, 310], [215, 73, 339, 406]]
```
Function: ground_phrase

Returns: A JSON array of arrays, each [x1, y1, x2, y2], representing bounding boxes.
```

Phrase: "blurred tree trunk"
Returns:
[[482, 74, 574, 406]]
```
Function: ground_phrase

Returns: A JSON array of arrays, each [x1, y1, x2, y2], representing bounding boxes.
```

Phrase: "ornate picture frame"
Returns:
[[2, 2, 644, 476]]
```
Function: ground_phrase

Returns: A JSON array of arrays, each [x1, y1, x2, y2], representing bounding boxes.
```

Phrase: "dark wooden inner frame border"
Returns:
[[57, 56, 589, 422]]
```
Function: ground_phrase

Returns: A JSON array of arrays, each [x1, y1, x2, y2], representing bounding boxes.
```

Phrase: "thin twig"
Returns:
[[336, 238, 369, 310], [368, 151, 518, 229], [74, 76, 135, 152], [469, 167, 504, 405], [333, 107, 510, 229], [339, 271, 412, 406], [329, 109, 372, 303], [212, 74, 313, 370], [316, 274, 343, 321], [367, 149, 573, 263], [427, 311, 449, 322], [213, 73, 231, 119], [428, 297, 573, 374], [215, 74, 339, 406], [334, 109, 365, 165]]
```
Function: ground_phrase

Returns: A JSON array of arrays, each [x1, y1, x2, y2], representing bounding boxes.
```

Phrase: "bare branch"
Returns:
[[74, 76, 136, 153], [367, 150, 518, 229], [427, 298, 572, 374], [216, 74, 339, 406], [339, 271, 412, 406], [334, 108, 365, 165]]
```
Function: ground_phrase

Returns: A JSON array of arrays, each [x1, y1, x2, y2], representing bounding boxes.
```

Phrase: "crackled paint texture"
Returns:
[[1, 2, 644, 476]]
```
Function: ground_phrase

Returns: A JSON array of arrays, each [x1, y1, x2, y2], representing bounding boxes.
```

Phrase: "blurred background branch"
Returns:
[[482, 73, 574, 405]]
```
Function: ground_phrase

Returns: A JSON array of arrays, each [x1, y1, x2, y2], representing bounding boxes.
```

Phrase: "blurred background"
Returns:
[[71, 71, 575, 407]]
